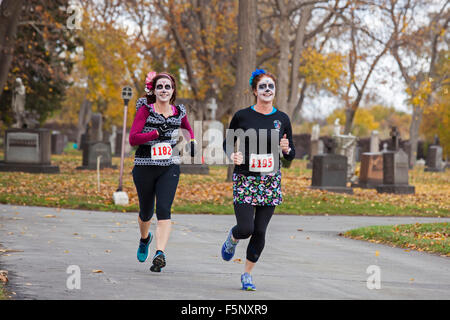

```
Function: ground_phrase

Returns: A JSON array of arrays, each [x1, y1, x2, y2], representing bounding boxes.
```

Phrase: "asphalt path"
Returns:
[[0, 204, 449, 300]]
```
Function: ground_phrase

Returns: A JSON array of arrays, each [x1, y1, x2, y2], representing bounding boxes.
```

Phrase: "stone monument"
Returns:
[[376, 149, 415, 194], [307, 124, 324, 169], [0, 79, 59, 173], [425, 136, 445, 172], [51, 130, 68, 154], [77, 113, 115, 170], [309, 154, 353, 194], [333, 128, 358, 183], [354, 130, 383, 189]]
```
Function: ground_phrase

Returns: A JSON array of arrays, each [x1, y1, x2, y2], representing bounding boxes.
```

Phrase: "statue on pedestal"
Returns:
[[12, 78, 26, 128]]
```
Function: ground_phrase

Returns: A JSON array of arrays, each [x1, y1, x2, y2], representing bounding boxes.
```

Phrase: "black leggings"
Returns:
[[132, 164, 180, 222], [231, 203, 275, 263]]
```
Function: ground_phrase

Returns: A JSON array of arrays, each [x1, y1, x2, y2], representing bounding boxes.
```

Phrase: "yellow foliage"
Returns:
[[299, 48, 346, 94]]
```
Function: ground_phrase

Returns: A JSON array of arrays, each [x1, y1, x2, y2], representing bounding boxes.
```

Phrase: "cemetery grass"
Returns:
[[0, 150, 448, 217], [343, 222, 450, 257]]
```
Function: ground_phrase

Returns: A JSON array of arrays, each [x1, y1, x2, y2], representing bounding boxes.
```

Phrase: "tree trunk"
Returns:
[[0, 0, 23, 100], [344, 107, 356, 135], [226, 0, 257, 182], [76, 89, 92, 147], [287, 4, 313, 117], [276, 12, 290, 111], [408, 105, 423, 168]]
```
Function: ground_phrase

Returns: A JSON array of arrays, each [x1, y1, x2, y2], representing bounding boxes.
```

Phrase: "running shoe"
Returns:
[[241, 272, 256, 291], [221, 229, 239, 261], [137, 232, 153, 263], [150, 250, 166, 272]]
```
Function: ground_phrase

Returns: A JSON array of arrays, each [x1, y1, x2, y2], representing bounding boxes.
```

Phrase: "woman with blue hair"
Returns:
[[221, 69, 295, 290]]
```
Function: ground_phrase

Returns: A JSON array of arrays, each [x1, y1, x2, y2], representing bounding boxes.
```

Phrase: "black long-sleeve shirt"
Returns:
[[223, 106, 295, 176]]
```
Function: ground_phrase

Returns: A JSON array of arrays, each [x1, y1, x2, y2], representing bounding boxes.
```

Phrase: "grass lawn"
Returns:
[[342, 222, 450, 257], [0, 284, 7, 300], [0, 148, 449, 217]]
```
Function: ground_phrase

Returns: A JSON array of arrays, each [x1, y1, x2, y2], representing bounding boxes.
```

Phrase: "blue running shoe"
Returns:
[[137, 232, 152, 263], [150, 250, 166, 272], [241, 273, 256, 291], [221, 229, 239, 261]]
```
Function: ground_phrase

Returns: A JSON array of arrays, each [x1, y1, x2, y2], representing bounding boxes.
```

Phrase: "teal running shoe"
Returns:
[[241, 273, 256, 291], [137, 232, 152, 263], [221, 229, 239, 261], [150, 250, 166, 272]]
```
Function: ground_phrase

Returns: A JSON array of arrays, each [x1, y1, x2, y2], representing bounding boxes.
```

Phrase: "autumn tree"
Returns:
[[0, 0, 79, 126], [389, 0, 449, 166]]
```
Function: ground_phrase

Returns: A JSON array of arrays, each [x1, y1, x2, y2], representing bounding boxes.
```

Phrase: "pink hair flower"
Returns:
[[145, 71, 157, 93]]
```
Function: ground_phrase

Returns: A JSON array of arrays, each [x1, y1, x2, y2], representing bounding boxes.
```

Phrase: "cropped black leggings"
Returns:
[[231, 203, 275, 263], [132, 164, 180, 222]]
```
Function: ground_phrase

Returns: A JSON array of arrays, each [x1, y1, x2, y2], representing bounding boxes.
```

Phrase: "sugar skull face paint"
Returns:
[[256, 76, 275, 103], [155, 78, 173, 103]]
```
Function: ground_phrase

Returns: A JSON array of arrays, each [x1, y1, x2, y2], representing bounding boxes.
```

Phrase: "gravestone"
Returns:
[[307, 124, 323, 169], [425, 146, 445, 172], [333, 134, 358, 183], [114, 131, 132, 157], [370, 130, 379, 153], [0, 128, 60, 173], [77, 113, 115, 170], [77, 141, 115, 170], [355, 153, 383, 188], [51, 131, 67, 154], [376, 149, 415, 194], [309, 154, 353, 194]]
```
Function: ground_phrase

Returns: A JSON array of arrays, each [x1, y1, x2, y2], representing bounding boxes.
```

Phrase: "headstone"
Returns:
[[307, 125, 322, 169], [51, 131, 67, 154], [370, 130, 379, 153], [78, 114, 115, 170], [89, 113, 103, 142], [376, 149, 415, 194], [0, 128, 60, 173], [77, 142, 115, 170], [309, 154, 353, 194], [354, 153, 383, 188], [114, 131, 132, 157], [333, 134, 358, 183], [425, 145, 445, 172]]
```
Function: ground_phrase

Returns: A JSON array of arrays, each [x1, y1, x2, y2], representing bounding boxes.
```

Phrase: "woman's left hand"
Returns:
[[280, 134, 290, 153]]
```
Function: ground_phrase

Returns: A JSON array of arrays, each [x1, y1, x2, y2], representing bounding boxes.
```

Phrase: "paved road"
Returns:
[[0, 204, 449, 300]]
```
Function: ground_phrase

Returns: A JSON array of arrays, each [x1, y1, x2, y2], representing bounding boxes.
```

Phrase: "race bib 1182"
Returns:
[[151, 143, 172, 160]]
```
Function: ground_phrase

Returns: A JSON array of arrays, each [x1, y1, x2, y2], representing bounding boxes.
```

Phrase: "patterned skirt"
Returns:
[[232, 171, 282, 206]]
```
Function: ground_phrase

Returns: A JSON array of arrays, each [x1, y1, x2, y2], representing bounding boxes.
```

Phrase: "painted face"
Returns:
[[154, 78, 174, 103], [256, 76, 275, 102]]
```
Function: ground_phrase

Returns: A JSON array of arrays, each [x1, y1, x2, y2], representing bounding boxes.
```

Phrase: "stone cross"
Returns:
[[390, 126, 400, 151], [207, 97, 218, 121]]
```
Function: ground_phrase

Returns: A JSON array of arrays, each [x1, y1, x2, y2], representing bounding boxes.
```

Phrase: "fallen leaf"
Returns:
[[44, 215, 56, 218], [92, 269, 103, 273], [0, 270, 8, 283], [297, 228, 303, 232], [375, 251, 379, 257]]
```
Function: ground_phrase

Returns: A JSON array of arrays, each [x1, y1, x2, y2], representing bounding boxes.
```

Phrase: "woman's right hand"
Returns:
[[231, 152, 243, 165]]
